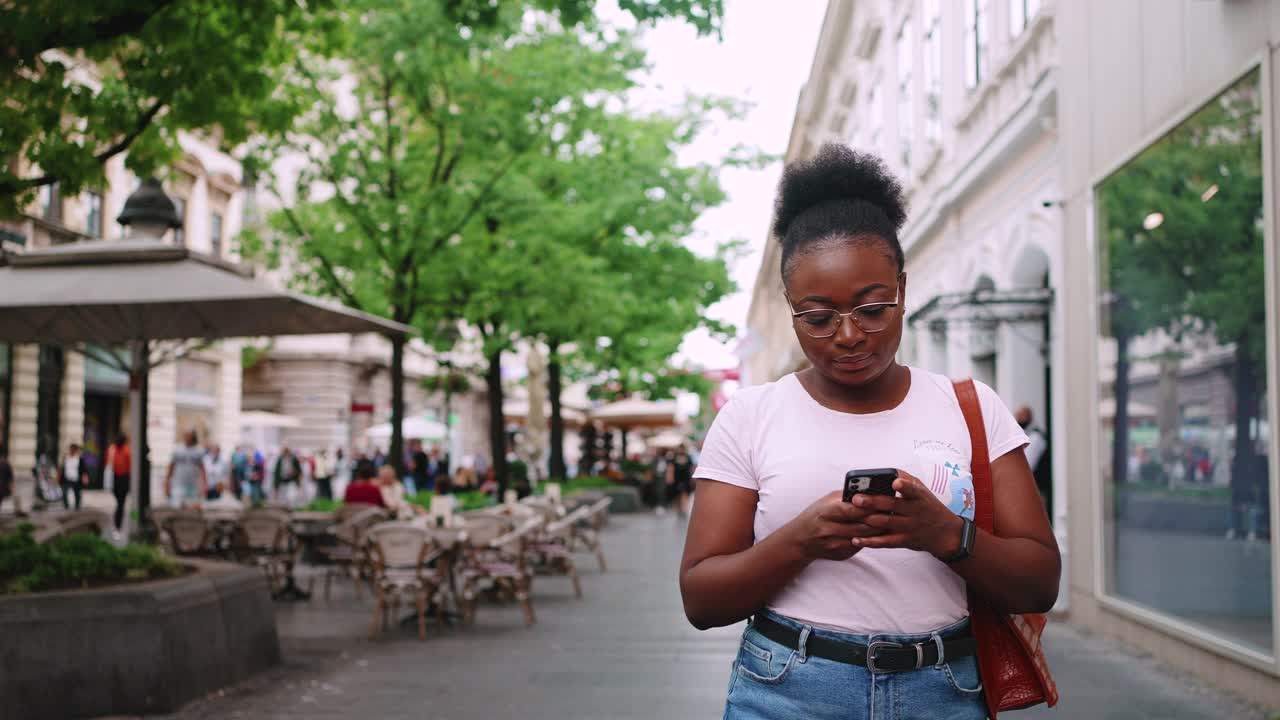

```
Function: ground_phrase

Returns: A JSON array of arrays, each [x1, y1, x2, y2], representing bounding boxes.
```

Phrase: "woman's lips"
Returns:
[[833, 354, 875, 370]]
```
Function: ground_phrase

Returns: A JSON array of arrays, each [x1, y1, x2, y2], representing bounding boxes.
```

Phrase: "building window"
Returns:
[[173, 197, 186, 247], [1009, 0, 1040, 38], [896, 16, 913, 170], [922, 0, 943, 144], [210, 211, 223, 256], [38, 183, 61, 223], [85, 191, 103, 238], [964, 0, 989, 90], [867, 83, 883, 151], [1096, 67, 1270, 654]]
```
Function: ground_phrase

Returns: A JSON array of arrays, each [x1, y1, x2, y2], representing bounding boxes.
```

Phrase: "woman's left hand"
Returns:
[[848, 470, 963, 561]]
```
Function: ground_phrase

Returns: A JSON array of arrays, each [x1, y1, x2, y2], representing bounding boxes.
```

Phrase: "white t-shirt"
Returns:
[[693, 366, 1028, 635]]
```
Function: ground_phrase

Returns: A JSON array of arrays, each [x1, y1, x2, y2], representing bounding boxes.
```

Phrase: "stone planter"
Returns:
[[0, 559, 281, 720]]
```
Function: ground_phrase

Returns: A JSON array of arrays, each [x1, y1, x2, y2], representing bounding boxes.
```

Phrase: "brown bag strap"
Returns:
[[953, 379, 994, 534]]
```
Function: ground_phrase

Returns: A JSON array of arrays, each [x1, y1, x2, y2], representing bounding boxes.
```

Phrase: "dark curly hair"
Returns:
[[772, 144, 907, 281]]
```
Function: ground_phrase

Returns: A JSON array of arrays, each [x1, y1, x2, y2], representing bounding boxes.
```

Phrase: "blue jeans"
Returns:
[[724, 611, 986, 720]]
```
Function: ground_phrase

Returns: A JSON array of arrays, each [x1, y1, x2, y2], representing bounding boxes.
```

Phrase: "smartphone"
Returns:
[[843, 468, 898, 502]]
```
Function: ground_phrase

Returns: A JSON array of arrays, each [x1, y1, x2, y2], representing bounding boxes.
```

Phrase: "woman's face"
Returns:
[[784, 240, 905, 388], [378, 467, 397, 486]]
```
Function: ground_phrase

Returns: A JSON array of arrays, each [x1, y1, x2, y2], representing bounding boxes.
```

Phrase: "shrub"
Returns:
[[303, 497, 342, 513], [0, 526, 181, 595]]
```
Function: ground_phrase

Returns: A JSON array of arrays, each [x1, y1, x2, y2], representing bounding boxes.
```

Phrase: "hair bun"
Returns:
[[772, 144, 907, 241]]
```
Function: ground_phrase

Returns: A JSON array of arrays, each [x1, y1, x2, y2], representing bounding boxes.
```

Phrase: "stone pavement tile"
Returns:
[[148, 513, 1274, 720]]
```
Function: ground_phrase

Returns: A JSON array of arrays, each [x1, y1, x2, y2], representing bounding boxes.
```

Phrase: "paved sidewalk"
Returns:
[[148, 513, 1270, 720]]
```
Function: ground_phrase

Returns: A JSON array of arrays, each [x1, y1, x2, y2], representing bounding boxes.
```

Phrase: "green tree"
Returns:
[[0, 1, 328, 216]]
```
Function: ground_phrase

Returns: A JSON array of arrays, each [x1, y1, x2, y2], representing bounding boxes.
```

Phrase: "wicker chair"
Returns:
[[523, 502, 582, 598], [366, 522, 444, 640], [163, 511, 213, 556], [457, 515, 541, 626], [315, 506, 388, 600], [234, 509, 295, 589], [573, 497, 611, 573]]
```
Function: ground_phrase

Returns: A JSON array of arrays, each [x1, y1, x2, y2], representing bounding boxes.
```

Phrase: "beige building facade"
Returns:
[[745, 0, 1279, 708]]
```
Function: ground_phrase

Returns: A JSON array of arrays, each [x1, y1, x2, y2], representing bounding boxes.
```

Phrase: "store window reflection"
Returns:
[[1097, 67, 1271, 654]]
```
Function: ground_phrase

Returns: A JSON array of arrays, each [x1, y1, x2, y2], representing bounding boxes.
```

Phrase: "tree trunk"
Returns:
[[1230, 339, 1260, 496], [485, 346, 509, 497], [390, 334, 406, 477], [548, 339, 567, 480], [1111, 332, 1131, 486]]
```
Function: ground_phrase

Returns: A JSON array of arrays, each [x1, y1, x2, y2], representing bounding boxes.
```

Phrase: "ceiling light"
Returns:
[[1201, 184, 1219, 202], [1143, 212, 1164, 231]]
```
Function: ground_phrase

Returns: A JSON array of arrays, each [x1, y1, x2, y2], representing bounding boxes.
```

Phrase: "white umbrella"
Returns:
[[1099, 397, 1158, 421], [364, 416, 447, 443], [504, 399, 586, 427], [647, 431, 688, 450], [239, 411, 303, 429], [590, 398, 681, 429]]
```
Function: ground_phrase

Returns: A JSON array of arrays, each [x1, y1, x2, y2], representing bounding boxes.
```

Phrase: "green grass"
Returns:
[[1116, 482, 1231, 501], [0, 525, 182, 594], [407, 490, 495, 512], [302, 497, 343, 513]]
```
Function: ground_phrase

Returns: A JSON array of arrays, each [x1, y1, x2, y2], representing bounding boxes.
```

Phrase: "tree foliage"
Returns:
[[0, 0, 328, 216]]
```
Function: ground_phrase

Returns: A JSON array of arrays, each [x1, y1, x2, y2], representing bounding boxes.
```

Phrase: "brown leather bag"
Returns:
[[953, 379, 1059, 717]]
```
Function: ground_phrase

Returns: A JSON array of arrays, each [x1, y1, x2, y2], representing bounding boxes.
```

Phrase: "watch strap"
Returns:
[[943, 516, 974, 564]]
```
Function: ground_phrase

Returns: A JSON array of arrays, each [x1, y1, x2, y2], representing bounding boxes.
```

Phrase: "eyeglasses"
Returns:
[[786, 287, 901, 338]]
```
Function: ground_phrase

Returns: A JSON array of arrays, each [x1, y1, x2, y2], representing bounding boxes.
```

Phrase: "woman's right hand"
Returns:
[[784, 491, 883, 561]]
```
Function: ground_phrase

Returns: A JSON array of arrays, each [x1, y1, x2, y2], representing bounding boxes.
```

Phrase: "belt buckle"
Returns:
[[866, 641, 903, 673]]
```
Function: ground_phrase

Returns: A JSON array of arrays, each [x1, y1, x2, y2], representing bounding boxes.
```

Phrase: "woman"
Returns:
[[105, 434, 131, 535], [377, 465, 423, 519], [343, 460, 385, 508], [679, 145, 1059, 720]]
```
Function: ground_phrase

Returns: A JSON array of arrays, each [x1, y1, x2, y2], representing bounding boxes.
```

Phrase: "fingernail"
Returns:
[[851, 538, 861, 547]]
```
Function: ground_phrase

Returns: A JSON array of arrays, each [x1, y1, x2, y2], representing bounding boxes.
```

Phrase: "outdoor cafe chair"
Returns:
[[457, 515, 541, 626], [316, 506, 388, 600], [525, 505, 585, 599], [234, 509, 295, 591], [366, 522, 445, 641], [164, 510, 214, 556], [571, 497, 611, 573]]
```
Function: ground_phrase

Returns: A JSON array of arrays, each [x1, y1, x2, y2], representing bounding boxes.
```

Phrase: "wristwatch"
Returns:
[[942, 516, 975, 564]]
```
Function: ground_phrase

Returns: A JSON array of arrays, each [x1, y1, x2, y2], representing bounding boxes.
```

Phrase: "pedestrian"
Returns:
[[273, 445, 303, 506], [249, 448, 267, 504], [0, 448, 14, 512], [313, 448, 334, 500], [409, 439, 429, 494], [333, 448, 350, 500], [667, 446, 695, 517], [230, 445, 250, 499], [59, 442, 88, 510], [343, 459, 385, 507], [204, 444, 230, 500], [165, 431, 207, 508], [105, 434, 132, 536], [679, 145, 1060, 720], [1015, 405, 1051, 511]]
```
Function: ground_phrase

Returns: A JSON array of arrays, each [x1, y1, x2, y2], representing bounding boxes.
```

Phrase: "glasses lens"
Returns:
[[854, 303, 896, 333], [797, 310, 839, 337]]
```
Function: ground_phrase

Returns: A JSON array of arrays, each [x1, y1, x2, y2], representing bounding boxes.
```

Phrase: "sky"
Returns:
[[627, 1, 828, 371]]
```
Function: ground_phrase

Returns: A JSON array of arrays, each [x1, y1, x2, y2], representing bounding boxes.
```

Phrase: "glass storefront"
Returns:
[[1096, 67, 1272, 654]]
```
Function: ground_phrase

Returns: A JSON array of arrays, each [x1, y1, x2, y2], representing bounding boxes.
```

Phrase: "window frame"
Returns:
[[922, 0, 943, 145], [1086, 54, 1280, 675], [210, 210, 223, 257], [84, 190, 103, 239], [896, 15, 914, 170], [963, 0, 989, 91]]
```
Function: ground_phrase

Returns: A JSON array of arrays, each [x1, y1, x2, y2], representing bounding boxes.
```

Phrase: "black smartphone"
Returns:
[[843, 468, 898, 502]]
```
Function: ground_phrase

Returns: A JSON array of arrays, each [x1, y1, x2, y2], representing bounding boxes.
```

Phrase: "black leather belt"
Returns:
[[751, 615, 978, 673]]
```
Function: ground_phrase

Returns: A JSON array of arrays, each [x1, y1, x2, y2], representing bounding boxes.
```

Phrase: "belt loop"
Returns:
[[931, 633, 946, 667], [797, 626, 811, 664]]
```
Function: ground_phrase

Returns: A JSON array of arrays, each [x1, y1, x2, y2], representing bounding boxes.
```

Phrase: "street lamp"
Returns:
[[115, 178, 183, 538], [117, 177, 182, 240]]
